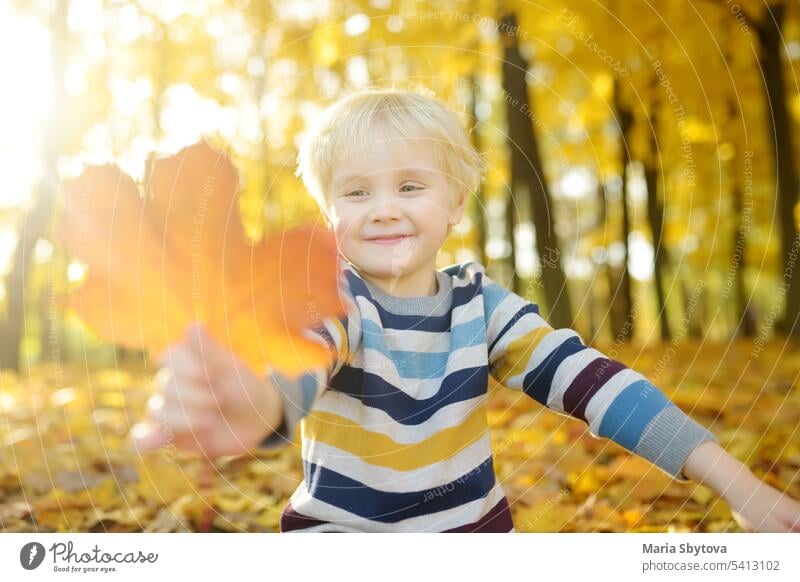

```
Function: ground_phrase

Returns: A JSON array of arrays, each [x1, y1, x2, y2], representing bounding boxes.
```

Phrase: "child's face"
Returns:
[[325, 136, 465, 290]]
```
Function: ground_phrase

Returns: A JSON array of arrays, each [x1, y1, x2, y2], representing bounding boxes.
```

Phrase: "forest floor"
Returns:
[[1, 339, 798, 532]]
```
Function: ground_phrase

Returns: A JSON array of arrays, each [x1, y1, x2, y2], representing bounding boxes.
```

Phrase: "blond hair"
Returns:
[[296, 87, 484, 223]]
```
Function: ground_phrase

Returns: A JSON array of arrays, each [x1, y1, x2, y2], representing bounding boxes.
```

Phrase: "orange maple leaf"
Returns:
[[58, 140, 345, 378]]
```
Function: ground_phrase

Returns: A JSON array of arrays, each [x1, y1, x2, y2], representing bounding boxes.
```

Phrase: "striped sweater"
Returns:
[[259, 260, 718, 532]]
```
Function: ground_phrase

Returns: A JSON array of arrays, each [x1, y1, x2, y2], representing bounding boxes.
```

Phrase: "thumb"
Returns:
[[130, 420, 169, 453], [184, 322, 233, 372]]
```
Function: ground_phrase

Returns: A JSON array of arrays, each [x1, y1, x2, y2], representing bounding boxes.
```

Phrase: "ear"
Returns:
[[448, 189, 468, 226]]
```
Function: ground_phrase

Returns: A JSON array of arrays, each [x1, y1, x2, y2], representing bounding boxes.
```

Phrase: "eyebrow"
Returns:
[[332, 168, 436, 191]]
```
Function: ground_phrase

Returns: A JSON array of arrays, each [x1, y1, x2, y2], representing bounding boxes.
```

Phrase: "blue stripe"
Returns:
[[448, 315, 489, 349], [488, 303, 540, 355], [299, 372, 319, 414], [523, 335, 585, 405], [361, 315, 486, 353], [598, 380, 670, 450], [358, 317, 487, 380], [303, 456, 496, 522], [482, 281, 510, 324], [329, 364, 489, 424], [387, 350, 449, 380]]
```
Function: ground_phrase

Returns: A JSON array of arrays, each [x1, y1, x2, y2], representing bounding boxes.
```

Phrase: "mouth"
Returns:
[[366, 235, 412, 245]]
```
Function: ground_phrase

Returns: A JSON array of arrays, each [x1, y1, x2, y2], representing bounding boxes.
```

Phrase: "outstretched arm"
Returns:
[[478, 261, 800, 532], [682, 440, 800, 532], [479, 263, 717, 481]]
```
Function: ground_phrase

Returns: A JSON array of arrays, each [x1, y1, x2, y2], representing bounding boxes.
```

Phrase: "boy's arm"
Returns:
[[258, 313, 350, 449], [482, 267, 717, 482]]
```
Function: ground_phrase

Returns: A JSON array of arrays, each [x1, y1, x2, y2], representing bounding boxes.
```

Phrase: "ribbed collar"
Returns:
[[344, 265, 453, 316]]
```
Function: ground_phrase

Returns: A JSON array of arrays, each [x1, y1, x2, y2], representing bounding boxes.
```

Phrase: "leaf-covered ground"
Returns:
[[1, 339, 799, 532]]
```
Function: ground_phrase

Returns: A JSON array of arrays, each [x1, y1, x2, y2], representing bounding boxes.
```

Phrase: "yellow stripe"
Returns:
[[493, 324, 552, 381], [329, 317, 349, 362], [302, 406, 488, 471]]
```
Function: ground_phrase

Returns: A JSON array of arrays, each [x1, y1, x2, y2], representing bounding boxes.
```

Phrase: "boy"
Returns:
[[133, 88, 800, 533]]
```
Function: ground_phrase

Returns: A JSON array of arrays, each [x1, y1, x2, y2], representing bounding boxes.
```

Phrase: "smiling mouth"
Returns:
[[367, 235, 412, 244]]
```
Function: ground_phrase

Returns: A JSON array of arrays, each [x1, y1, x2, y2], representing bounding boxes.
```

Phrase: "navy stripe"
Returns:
[[345, 270, 482, 332], [488, 303, 540, 356], [329, 364, 489, 424], [440, 261, 483, 282], [523, 335, 586, 405], [302, 456, 496, 523]]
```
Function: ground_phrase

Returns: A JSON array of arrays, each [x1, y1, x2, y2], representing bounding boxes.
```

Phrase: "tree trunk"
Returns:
[[500, 13, 572, 327], [611, 79, 636, 342], [466, 75, 489, 267], [758, 3, 800, 337], [731, 178, 757, 337], [0, 1, 68, 371], [645, 111, 672, 340]]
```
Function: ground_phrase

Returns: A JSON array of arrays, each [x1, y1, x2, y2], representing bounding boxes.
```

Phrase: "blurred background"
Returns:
[[1, 0, 799, 533]]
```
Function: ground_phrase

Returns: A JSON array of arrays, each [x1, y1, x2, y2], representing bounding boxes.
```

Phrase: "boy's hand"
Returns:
[[724, 471, 800, 533], [683, 441, 800, 532], [131, 322, 284, 458]]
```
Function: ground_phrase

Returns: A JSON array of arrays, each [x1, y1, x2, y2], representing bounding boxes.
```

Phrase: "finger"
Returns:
[[142, 390, 215, 437], [734, 509, 782, 533], [130, 420, 170, 453], [160, 373, 218, 410], [779, 509, 800, 532], [756, 516, 790, 533], [156, 345, 209, 385], [184, 322, 236, 373], [160, 402, 217, 434]]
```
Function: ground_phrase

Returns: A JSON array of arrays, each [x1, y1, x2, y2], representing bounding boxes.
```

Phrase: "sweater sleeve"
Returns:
[[258, 313, 351, 449], [481, 267, 718, 482]]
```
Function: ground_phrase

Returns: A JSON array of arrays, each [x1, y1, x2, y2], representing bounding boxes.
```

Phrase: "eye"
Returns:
[[400, 184, 424, 193], [345, 189, 368, 197]]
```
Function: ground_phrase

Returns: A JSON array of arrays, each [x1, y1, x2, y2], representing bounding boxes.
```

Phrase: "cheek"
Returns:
[[334, 220, 359, 250], [330, 206, 355, 237], [410, 205, 450, 233]]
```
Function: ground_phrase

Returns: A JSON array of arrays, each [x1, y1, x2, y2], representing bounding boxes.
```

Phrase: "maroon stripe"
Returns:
[[563, 358, 626, 422], [443, 496, 514, 532], [280, 501, 331, 532]]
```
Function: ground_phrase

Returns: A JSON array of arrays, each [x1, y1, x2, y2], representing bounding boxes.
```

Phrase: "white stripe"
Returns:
[[313, 390, 488, 443], [505, 328, 580, 388], [486, 290, 527, 342], [489, 310, 555, 366], [546, 347, 606, 413], [345, 309, 362, 352], [358, 343, 487, 399], [288, 480, 508, 533], [300, 316, 339, 348], [355, 289, 484, 338], [584, 367, 649, 434], [300, 432, 493, 491]]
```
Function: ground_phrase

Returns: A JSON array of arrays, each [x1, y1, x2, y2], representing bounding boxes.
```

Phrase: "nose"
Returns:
[[366, 193, 402, 223]]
